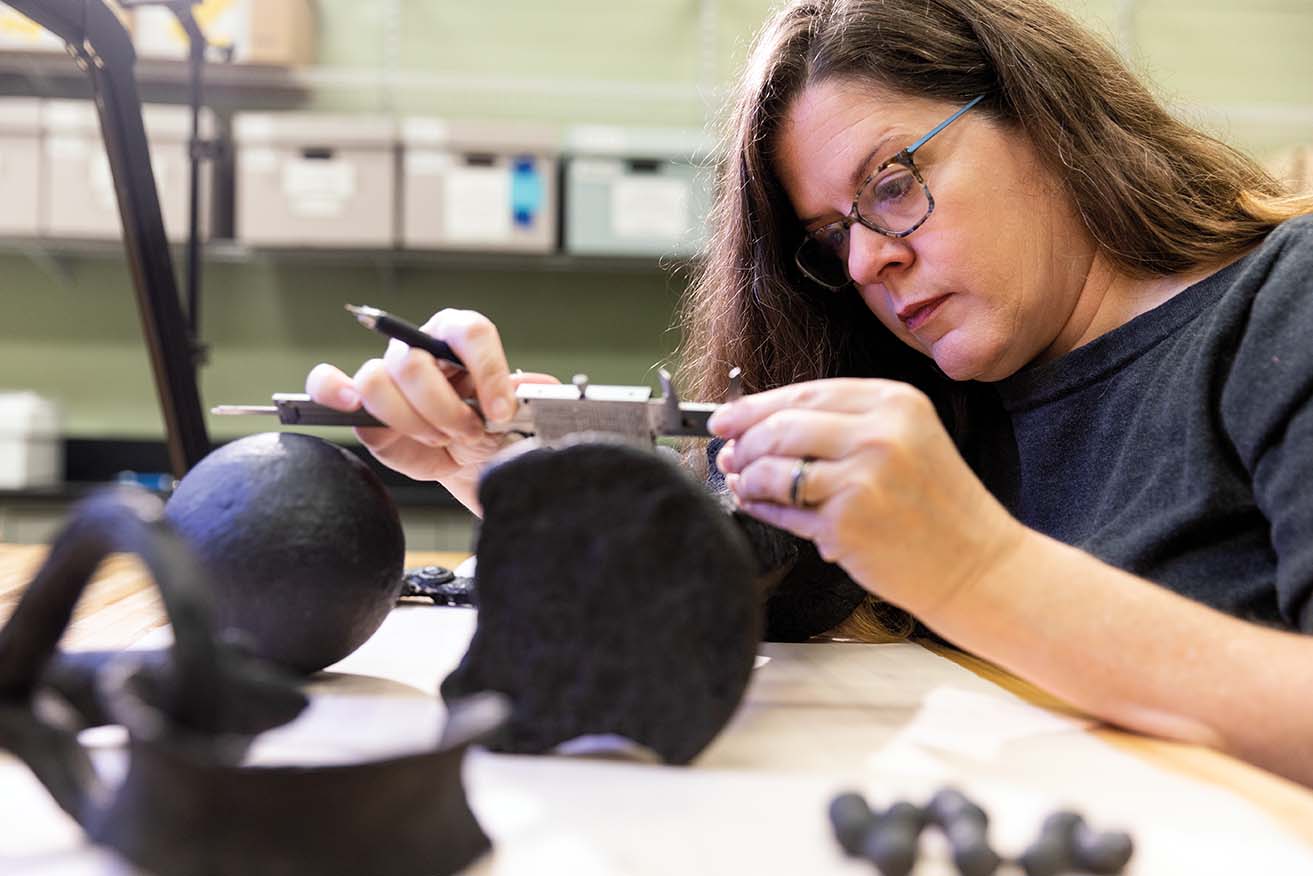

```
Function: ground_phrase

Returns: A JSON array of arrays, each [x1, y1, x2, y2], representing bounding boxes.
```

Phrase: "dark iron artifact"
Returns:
[[165, 432, 407, 674], [707, 438, 869, 642], [0, 487, 504, 876], [402, 565, 477, 607], [828, 787, 1135, 876], [442, 437, 762, 765]]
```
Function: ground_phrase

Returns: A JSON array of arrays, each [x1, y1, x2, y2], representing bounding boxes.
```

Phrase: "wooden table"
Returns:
[[2, 543, 1312, 875]]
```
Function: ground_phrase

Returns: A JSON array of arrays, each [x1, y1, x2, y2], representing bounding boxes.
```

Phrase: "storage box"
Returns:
[[563, 125, 714, 258], [0, 393, 62, 490], [40, 100, 214, 242], [1, 3, 131, 52], [133, 0, 315, 65], [401, 118, 558, 253], [0, 7, 66, 52], [0, 98, 42, 238], [234, 113, 398, 248]]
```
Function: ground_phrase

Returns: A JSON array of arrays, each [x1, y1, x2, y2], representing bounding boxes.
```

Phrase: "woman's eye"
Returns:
[[818, 224, 848, 250], [872, 169, 915, 206]]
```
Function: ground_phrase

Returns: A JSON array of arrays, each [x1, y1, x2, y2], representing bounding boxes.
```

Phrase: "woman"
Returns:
[[308, 0, 1313, 784]]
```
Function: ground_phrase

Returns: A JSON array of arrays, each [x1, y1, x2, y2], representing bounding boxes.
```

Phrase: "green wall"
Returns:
[[0, 250, 684, 438], [1, 0, 1311, 440]]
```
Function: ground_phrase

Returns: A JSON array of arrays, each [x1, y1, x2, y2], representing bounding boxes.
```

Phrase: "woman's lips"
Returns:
[[899, 294, 950, 332]]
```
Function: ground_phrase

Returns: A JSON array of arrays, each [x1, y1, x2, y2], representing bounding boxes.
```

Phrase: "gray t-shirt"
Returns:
[[977, 214, 1313, 632]]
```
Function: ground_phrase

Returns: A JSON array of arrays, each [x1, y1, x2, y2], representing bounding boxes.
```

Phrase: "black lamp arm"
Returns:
[[4, 0, 211, 478]]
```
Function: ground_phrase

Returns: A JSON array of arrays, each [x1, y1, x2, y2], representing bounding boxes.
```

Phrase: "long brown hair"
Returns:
[[677, 0, 1312, 642], [678, 0, 1312, 407]]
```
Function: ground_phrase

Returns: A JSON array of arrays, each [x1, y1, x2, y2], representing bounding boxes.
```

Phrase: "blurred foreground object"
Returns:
[[0, 486, 502, 876]]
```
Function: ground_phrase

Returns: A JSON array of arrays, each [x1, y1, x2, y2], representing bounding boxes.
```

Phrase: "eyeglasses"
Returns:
[[794, 95, 985, 290]]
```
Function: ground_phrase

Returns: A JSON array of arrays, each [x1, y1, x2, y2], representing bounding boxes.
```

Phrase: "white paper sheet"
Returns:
[[888, 685, 1093, 761]]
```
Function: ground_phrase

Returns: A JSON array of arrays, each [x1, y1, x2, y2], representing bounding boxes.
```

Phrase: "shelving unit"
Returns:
[[0, 49, 309, 108], [0, 237, 693, 278], [0, 49, 712, 114], [0, 46, 714, 281]]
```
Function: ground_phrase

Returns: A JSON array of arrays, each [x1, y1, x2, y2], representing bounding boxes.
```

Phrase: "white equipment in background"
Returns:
[[0, 392, 61, 490]]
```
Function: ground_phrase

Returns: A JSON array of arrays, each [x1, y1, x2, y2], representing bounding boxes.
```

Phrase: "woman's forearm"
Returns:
[[922, 528, 1313, 786]]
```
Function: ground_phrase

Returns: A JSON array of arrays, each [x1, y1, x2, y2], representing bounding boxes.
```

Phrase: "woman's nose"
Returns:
[[846, 223, 913, 287]]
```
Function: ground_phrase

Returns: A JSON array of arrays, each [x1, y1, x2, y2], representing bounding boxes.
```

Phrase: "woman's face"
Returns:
[[773, 79, 1099, 381]]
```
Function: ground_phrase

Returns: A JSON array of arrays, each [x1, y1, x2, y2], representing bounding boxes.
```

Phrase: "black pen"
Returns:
[[345, 304, 465, 368]]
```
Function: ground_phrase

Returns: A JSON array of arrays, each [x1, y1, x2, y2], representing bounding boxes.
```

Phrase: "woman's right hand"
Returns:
[[305, 308, 558, 514]]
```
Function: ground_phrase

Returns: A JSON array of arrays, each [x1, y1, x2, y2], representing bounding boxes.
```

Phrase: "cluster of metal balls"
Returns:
[[829, 787, 1134, 876]]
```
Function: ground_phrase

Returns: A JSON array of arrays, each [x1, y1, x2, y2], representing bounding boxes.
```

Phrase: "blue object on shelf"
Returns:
[[510, 157, 542, 228]]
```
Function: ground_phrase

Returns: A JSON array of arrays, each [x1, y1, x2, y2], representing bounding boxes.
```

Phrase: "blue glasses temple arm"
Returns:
[[906, 94, 986, 156]]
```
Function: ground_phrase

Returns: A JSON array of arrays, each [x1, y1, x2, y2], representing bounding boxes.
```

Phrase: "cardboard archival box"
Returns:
[[234, 112, 398, 248], [133, 0, 314, 66], [562, 125, 715, 258], [401, 118, 560, 254], [0, 98, 42, 237], [40, 100, 214, 242]]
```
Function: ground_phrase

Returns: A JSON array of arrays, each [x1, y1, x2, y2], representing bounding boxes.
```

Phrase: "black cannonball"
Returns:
[[164, 433, 405, 674]]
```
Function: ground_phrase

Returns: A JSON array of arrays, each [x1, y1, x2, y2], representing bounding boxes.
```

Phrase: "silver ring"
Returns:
[[788, 457, 813, 508]]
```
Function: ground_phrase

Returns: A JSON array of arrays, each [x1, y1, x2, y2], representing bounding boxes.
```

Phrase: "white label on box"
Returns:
[[282, 158, 357, 218], [47, 135, 89, 160], [611, 176, 689, 240], [571, 158, 624, 183], [406, 150, 451, 176], [443, 166, 511, 241], [244, 148, 278, 173]]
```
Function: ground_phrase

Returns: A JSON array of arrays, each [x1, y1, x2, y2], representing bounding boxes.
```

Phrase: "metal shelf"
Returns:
[[0, 49, 709, 112], [0, 49, 310, 109], [0, 237, 696, 277]]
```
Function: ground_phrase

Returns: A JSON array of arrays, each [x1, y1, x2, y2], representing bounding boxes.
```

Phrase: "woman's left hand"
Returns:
[[708, 377, 1023, 617]]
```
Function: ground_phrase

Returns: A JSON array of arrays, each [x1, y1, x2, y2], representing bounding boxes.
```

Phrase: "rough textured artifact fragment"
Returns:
[[442, 437, 761, 765], [707, 438, 868, 641], [0, 487, 502, 876], [165, 432, 406, 674]]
